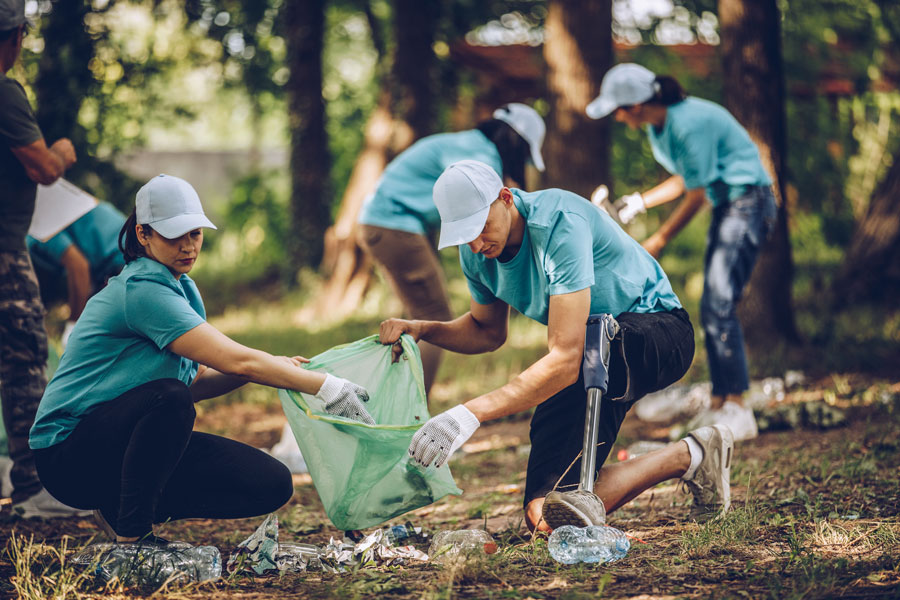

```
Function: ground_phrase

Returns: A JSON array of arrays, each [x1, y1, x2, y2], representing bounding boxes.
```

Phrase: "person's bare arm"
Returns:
[[168, 323, 326, 395], [642, 187, 707, 257], [379, 298, 510, 355], [641, 175, 686, 209], [10, 138, 76, 185], [58, 245, 91, 320], [464, 288, 591, 423]]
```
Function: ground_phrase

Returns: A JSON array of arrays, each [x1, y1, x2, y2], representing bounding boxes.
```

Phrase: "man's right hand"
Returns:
[[50, 138, 77, 169], [379, 318, 422, 363], [613, 192, 646, 224]]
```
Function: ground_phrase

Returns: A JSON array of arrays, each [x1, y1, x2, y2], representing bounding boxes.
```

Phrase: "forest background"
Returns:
[[11, 0, 900, 392]]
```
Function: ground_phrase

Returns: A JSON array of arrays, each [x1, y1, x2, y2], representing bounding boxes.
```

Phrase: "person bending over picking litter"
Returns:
[[359, 103, 546, 395], [379, 160, 734, 531], [29, 174, 375, 544], [587, 63, 777, 441]]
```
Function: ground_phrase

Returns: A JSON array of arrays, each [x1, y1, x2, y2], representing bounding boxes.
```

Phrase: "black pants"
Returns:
[[34, 379, 293, 537], [524, 308, 694, 506]]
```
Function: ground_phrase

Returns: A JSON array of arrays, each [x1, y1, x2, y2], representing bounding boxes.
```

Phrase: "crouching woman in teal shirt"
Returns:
[[29, 174, 375, 543]]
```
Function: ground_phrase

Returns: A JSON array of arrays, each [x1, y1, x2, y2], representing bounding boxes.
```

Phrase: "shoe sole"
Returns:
[[541, 494, 594, 529], [700, 424, 732, 516]]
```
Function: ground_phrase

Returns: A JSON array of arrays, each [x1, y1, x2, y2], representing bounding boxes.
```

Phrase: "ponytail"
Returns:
[[651, 75, 685, 106], [118, 210, 153, 263], [475, 119, 529, 189]]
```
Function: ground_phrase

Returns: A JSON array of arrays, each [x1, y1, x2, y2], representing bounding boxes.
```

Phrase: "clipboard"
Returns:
[[28, 179, 99, 242]]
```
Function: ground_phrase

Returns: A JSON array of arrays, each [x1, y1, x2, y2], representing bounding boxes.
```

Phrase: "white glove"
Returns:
[[613, 192, 646, 224], [61, 320, 77, 349], [315, 373, 376, 425], [408, 405, 480, 468]]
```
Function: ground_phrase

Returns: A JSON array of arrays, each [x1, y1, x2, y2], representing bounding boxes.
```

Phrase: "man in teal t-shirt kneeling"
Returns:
[[379, 160, 735, 530]]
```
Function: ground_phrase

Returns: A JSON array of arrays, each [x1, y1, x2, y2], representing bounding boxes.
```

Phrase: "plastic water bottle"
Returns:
[[72, 542, 222, 586], [384, 521, 423, 545], [428, 530, 498, 563], [548, 525, 630, 565]]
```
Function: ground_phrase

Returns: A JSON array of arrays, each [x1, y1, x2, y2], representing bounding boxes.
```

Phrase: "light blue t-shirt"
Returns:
[[29, 258, 206, 449], [358, 129, 503, 235], [460, 189, 682, 325], [647, 97, 772, 207], [27, 202, 126, 287]]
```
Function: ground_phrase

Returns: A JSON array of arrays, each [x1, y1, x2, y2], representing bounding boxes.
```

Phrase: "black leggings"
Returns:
[[34, 379, 293, 537]]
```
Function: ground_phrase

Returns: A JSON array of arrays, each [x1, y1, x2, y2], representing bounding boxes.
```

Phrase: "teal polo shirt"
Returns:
[[460, 188, 682, 325], [30, 258, 206, 449], [27, 202, 126, 287], [359, 129, 503, 235], [647, 97, 772, 206]]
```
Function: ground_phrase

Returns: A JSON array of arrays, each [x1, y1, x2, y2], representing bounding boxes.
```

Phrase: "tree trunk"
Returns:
[[719, 0, 799, 346], [542, 0, 612, 198], [834, 151, 900, 303], [285, 0, 330, 270], [309, 0, 439, 319]]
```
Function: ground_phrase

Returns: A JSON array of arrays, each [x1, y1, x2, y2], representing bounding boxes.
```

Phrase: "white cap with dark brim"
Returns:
[[434, 160, 504, 250], [136, 174, 217, 239]]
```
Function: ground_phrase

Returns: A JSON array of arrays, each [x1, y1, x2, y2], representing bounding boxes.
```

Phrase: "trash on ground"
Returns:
[[755, 400, 846, 431], [227, 514, 429, 575], [634, 382, 711, 423], [548, 525, 629, 565], [428, 530, 498, 564], [72, 541, 221, 587]]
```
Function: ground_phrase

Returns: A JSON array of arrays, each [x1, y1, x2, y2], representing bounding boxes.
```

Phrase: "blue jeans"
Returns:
[[701, 185, 777, 397]]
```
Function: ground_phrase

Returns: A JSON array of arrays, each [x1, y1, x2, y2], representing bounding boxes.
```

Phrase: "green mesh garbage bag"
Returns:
[[279, 334, 462, 531]]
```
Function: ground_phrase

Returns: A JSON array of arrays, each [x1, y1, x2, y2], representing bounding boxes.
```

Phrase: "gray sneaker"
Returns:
[[541, 489, 607, 529], [683, 424, 733, 520]]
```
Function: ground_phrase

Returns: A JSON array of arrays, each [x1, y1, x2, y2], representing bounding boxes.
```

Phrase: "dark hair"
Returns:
[[649, 75, 685, 106], [118, 210, 154, 263], [475, 118, 531, 189]]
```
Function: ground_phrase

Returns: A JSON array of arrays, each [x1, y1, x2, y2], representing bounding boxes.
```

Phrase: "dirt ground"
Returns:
[[2, 376, 899, 599]]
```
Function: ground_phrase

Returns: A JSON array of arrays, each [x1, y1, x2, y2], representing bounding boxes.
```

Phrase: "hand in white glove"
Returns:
[[315, 373, 376, 425], [408, 405, 480, 468], [613, 192, 646, 224], [61, 320, 77, 349]]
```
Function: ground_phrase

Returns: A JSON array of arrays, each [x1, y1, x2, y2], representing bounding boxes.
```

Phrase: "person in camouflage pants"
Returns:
[[0, 250, 47, 503]]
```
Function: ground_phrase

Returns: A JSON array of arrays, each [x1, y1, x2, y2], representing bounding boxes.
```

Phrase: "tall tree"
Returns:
[[285, 0, 330, 268], [833, 0, 900, 303], [718, 0, 799, 345], [542, 0, 612, 198]]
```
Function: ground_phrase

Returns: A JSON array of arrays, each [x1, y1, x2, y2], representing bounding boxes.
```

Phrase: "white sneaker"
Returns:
[[12, 488, 92, 519], [683, 401, 758, 442], [0, 455, 12, 498]]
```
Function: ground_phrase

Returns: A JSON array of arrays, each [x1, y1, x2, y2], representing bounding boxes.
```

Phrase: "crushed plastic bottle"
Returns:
[[273, 542, 323, 572], [384, 521, 425, 545], [72, 542, 221, 587], [548, 525, 630, 565], [428, 530, 498, 563]]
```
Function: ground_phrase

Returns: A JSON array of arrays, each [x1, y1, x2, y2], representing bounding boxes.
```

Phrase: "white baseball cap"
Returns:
[[136, 174, 217, 239], [433, 160, 504, 250], [493, 103, 546, 172], [586, 63, 658, 119]]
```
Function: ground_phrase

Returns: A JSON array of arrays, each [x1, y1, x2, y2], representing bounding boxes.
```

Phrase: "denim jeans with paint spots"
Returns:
[[701, 185, 777, 397]]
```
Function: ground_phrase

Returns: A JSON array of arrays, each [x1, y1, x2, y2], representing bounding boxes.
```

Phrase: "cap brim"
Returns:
[[437, 205, 491, 250], [586, 96, 617, 119], [150, 214, 217, 239], [530, 144, 545, 172]]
